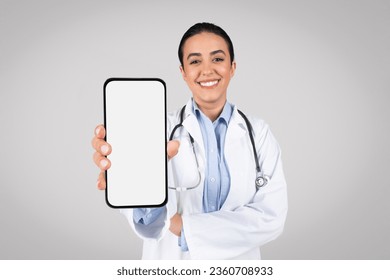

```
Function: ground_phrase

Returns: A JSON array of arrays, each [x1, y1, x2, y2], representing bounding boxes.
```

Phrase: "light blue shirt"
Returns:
[[193, 100, 232, 212], [134, 100, 233, 251]]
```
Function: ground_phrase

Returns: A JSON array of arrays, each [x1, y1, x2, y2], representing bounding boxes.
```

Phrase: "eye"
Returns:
[[189, 59, 201, 65], [213, 57, 225, 62]]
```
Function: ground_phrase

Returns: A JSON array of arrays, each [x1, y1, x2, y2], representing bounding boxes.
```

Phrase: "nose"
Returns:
[[201, 61, 214, 76]]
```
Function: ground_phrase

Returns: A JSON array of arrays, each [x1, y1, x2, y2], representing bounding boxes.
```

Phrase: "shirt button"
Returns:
[[210, 177, 216, 182]]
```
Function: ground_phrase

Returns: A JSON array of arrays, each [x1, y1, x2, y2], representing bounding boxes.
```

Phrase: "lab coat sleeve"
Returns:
[[182, 120, 288, 259], [119, 188, 178, 240], [118, 111, 181, 241]]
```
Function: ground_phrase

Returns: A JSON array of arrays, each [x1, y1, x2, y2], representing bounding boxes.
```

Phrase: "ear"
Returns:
[[230, 61, 237, 78], [179, 65, 187, 81]]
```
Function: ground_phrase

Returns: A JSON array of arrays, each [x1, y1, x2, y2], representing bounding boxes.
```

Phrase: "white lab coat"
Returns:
[[120, 99, 288, 259]]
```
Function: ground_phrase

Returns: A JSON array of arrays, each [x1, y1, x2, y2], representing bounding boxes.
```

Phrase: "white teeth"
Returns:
[[199, 80, 218, 87]]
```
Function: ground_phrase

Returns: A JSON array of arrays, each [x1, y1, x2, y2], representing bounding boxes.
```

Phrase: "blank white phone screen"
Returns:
[[104, 78, 167, 208]]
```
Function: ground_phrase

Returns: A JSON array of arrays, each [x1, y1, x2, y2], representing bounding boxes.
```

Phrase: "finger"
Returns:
[[92, 138, 112, 156], [97, 171, 106, 190], [169, 213, 182, 236], [167, 140, 180, 160], [93, 151, 112, 170], [91, 124, 108, 152], [94, 124, 106, 139]]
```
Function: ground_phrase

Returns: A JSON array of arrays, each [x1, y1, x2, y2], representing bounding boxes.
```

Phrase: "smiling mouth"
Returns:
[[197, 80, 220, 88]]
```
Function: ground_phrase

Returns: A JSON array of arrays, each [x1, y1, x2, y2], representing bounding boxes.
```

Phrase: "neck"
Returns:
[[195, 99, 226, 122]]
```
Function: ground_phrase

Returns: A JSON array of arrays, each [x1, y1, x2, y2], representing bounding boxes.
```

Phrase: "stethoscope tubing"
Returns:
[[169, 105, 268, 189]]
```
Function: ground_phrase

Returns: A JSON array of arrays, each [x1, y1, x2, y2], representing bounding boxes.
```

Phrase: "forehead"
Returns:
[[182, 32, 229, 55]]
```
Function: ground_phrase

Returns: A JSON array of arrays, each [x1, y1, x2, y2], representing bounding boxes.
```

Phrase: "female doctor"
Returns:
[[92, 22, 288, 259]]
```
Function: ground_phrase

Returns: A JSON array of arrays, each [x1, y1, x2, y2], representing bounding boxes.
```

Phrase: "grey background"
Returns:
[[0, 0, 389, 259]]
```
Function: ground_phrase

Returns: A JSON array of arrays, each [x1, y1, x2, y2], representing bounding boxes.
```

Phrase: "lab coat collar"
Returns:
[[182, 99, 204, 151], [227, 104, 248, 140]]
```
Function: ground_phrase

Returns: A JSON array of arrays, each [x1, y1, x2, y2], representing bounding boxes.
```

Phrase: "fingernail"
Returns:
[[100, 159, 108, 168], [95, 127, 101, 135], [101, 145, 109, 154]]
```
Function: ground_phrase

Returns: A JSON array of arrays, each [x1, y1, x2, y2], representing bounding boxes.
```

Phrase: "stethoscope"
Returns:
[[169, 105, 269, 190]]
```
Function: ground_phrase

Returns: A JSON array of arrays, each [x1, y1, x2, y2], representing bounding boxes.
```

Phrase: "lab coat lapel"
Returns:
[[178, 100, 205, 213], [222, 107, 253, 209]]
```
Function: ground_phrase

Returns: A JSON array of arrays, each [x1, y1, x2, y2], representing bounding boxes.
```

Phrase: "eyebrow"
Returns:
[[186, 49, 226, 60], [210, 49, 226, 56]]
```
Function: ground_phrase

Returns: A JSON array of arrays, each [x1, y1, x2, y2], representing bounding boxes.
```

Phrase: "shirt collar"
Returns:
[[192, 98, 233, 124]]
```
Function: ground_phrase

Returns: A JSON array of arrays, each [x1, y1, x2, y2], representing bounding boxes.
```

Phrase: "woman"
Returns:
[[92, 22, 288, 259]]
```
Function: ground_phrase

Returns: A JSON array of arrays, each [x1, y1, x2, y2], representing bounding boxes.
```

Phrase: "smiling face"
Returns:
[[180, 32, 236, 115]]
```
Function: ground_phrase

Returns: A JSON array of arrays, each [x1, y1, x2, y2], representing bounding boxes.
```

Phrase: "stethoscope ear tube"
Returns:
[[237, 110, 260, 173], [237, 110, 269, 188], [169, 106, 187, 141], [168, 105, 201, 191]]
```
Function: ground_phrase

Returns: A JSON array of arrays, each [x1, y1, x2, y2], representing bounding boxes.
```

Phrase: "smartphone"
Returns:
[[103, 78, 167, 208]]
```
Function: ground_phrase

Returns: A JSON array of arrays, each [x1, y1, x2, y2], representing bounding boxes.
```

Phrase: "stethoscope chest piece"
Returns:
[[256, 175, 269, 189]]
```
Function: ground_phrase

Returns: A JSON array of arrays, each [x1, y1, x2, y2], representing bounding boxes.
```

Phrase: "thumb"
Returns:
[[167, 140, 180, 160]]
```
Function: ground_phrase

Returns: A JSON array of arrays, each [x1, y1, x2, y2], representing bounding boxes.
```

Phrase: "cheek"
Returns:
[[217, 65, 232, 77], [185, 71, 199, 84]]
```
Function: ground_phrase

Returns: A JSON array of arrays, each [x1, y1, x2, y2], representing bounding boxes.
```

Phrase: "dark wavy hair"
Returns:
[[178, 22, 235, 67]]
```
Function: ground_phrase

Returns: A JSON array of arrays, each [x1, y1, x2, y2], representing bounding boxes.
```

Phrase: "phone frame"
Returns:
[[103, 77, 168, 208]]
